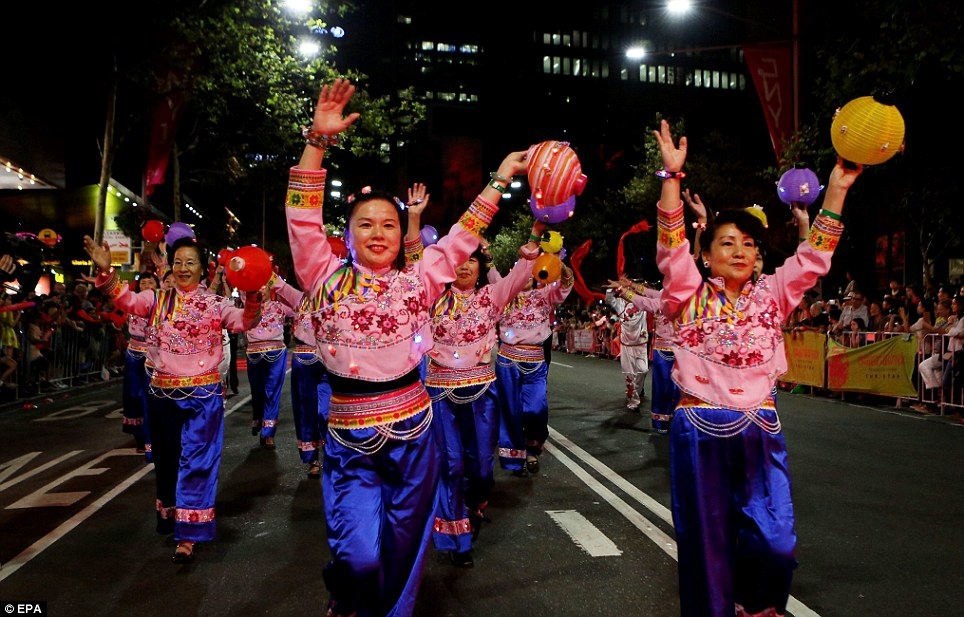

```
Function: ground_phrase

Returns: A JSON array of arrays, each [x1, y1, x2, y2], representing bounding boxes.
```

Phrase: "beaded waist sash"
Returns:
[[128, 338, 149, 354], [246, 340, 286, 354], [676, 393, 780, 437], [497, 343, 545, 363], [151, 370, 221, 389], [425, 362, 495, 388], [292, 344, 316, 355], [328, 381, 430, 430]]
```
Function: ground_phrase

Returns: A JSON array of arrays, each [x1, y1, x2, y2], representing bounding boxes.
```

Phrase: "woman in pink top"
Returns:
[[428, 227, 545, 567], [245, 279, 296, 449], [651, 119, 862, 617], [494, 259, 574, 476], [83, 235, 262, 564], [122, 271, 158, 459], [285, 78, 526, 617]]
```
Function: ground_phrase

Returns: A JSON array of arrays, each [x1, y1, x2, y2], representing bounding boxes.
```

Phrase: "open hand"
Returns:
[[83, 235, 112, 272], [653, 119, 687, 172], [310, 78, 361, 137]]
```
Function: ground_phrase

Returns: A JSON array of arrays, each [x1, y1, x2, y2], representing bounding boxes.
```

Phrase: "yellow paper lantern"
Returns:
[[830, 96, 905, 165], [540, 230, 564, 254]]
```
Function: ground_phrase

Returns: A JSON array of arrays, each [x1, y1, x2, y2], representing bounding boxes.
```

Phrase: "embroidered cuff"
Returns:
[[656, 202, 687, 249], [808, 213, 844, 252], [404, 237, 424, 263], [96, 268, 123, 299], [458, 195, 499, 238], [286, 167, 327, 209]]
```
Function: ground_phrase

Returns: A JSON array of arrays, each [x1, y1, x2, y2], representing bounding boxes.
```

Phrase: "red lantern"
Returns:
[[224, 245, 273, 292], [142, 220, 165, 243], [532, 252, 562, 285], [217, 248, 234, 267], [327, 236, 348, 259]]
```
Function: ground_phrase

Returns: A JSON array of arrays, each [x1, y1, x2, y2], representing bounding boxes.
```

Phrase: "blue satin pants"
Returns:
[[122, 350, 151, 460], [494, 358, 549, 470], [248, 347, 287, 438], [669, 406, 797, 617], [291, 351, 332, 463]]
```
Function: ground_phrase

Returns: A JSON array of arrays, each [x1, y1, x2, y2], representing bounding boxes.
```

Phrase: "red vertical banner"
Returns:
[[744, 44, 793, 165], [144, 89, 185, 197]]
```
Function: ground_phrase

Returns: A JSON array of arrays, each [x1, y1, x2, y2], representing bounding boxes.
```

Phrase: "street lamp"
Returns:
[[641, 0, 800, 162]]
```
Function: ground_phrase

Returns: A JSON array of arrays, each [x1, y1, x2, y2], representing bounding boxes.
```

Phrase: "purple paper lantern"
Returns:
[[776, 167, 824, 206], [420, 225, 439, 246], [165, 222, 196, 246], [529, 194, 576, 224]]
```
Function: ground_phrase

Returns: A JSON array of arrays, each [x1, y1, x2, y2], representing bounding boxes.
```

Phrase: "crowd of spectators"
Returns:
[[1, 276, 125, 403]]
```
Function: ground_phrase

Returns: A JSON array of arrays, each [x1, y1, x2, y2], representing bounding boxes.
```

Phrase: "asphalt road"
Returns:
[[1, 352, 962, 617]]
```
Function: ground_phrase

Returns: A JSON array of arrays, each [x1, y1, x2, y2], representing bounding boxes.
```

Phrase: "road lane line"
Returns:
[[0, 451, 85, 492], [542, 441, 677, 559], [546, 427, 821, 617], [549, 427, 673, 525], [546, 510, 622, 556], [0, 463, 154, 581]]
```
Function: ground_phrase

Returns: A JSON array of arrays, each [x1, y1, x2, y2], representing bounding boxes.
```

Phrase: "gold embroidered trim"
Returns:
[[151, 371, 221, 389], [328, 382, 430, 429]]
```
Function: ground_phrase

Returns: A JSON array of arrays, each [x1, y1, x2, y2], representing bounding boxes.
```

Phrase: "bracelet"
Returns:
[[489, 172, 511, 184], [655, 169, 686, 180], [691, 221, 707, 231], [488, 179, 507, 193], [302, 127, 341, 149], [528, 233, 542, 243], [798, 236, 807, 243], [818, 208, 842, 221]]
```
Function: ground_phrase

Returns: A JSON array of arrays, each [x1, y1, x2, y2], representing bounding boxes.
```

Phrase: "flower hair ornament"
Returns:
[[346, 185, 406, 210]]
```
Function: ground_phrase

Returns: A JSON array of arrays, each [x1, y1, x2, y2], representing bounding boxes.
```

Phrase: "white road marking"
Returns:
[[0, 462, 153, 581], [546, 424, 822, 617], [546, 509, 621, 556]]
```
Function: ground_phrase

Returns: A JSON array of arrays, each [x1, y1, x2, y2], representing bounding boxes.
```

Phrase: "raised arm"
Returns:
[[403, 183, 430, 264], [286, 79, 361, 293]]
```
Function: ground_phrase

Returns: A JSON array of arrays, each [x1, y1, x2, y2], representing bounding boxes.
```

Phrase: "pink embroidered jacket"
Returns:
[[498, 278, 573, 346], [285, 167, 497, 383], [245, 299, 294, 350], [656, 203, 844, 411], [96, 278, 260, 379], [127, 314, 149, 355], [428, 251, 538, 371], [270, 276, 314, 348]]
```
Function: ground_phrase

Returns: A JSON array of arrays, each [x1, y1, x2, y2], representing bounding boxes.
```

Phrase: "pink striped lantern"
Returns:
[[526, 140, 587, 223]]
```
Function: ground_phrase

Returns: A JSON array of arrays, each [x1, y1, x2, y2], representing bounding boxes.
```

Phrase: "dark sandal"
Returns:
[[172, 541, 195, 563], [308, 460, 322, 478]]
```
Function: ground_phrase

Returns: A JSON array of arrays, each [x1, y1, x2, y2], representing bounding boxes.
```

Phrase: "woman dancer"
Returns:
[[121, 271, 159, 458], [285, 77, 526, 617], [83, 234, 262, 563], [651, 119, 861, 617]]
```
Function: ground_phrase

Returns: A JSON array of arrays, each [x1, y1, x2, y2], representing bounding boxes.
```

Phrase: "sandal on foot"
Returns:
[[525, 455, 540, 474], [308, 460, 322, 478], [172, 541, 195, 563]]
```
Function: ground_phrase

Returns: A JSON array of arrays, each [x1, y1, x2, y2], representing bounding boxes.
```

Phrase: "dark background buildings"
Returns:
[[3, 1, 961, 294]]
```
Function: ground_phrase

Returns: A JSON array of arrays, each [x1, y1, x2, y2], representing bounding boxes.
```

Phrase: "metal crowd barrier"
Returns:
[[8, 323, 112, 400]]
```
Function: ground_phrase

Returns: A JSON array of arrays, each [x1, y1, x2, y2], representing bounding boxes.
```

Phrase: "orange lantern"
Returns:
[[37, 228, 59, 247], [225, 245, 273, 292], [830, 96, 905, 165], [532, 252, 562, 285]]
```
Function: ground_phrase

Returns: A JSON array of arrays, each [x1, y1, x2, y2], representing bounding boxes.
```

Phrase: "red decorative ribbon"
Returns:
[[569, 240, 606, 305], [616, 219, 651, 277]]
